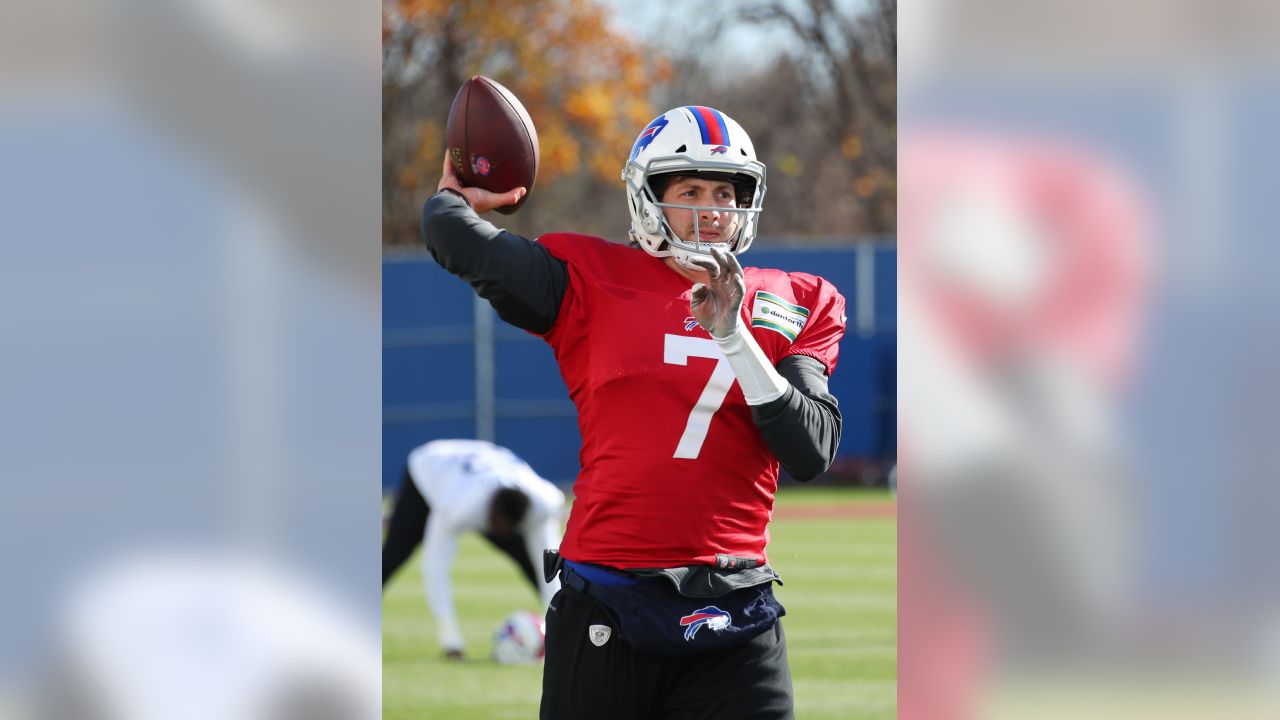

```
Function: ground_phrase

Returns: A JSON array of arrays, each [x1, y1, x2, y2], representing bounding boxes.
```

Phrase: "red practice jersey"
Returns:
[[537, 233, 847, 568]]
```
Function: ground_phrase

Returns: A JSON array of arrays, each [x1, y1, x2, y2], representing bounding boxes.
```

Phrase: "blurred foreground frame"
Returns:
[[899, 0, 1280, 718], [2, 0, 381, 718]]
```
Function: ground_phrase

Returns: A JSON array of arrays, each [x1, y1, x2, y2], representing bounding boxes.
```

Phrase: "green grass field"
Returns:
[[383, 487, 896, 719]]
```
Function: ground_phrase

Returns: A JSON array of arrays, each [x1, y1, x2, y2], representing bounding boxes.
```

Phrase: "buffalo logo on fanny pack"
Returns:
[[679, 606, 732, 641]]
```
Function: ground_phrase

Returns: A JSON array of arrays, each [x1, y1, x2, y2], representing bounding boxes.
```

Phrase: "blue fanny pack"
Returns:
[[560, 560, 785, 656]]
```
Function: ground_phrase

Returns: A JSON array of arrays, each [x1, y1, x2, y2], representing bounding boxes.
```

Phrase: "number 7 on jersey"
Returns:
[[663, 334, 737, 459]]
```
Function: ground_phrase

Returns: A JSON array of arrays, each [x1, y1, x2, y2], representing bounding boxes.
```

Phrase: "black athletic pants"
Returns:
[[540, 584, 795, 720], [382, 471, 539, 588]]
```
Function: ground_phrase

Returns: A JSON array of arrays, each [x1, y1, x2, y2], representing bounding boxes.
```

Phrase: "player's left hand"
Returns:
[[689, 245, 745, 339]]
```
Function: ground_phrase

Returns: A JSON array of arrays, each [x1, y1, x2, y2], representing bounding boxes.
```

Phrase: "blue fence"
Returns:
[[384, 246, 896, 489]]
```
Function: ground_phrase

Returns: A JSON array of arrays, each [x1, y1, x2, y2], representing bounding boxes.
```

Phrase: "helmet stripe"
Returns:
[[685, 106, 711, 144], [685, 106, 729, 146], [709, 108, 730, 146]]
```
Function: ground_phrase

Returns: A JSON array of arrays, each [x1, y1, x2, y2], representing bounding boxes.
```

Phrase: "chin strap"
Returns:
[[714, 322, 789, 406]]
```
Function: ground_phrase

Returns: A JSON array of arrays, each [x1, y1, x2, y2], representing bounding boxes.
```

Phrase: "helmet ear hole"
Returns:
[[740, 148, 748, 156], [675, 144, 686, 153], [642, 205, 661, 233]]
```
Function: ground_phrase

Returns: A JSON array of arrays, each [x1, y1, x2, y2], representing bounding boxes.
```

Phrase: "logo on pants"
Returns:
[[588, 624, 612, 646]]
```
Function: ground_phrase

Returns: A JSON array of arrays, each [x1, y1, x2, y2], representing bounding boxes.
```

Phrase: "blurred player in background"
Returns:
[[382, 439, 564, 661], [424, 106, 846, 719]]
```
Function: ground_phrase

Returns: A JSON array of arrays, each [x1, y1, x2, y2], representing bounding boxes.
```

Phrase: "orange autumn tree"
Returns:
[[384, 0, 672, 245]]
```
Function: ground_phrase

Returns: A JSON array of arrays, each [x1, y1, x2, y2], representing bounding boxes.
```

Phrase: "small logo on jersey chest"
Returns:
[[751, 291, 810, 341], [588, 624, 612, 646], [682, 316, 700, 332]]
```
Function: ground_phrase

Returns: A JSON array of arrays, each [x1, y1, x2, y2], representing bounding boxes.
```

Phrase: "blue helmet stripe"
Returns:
[[684, 105, 711, 144]]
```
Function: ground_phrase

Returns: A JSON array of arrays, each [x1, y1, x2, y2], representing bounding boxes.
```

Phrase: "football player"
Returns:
[[424, 106, 846, 719], [382, 439, 564, 661]]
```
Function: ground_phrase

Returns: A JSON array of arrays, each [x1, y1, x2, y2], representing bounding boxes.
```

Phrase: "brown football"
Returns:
[[445, 76, 540, 215]]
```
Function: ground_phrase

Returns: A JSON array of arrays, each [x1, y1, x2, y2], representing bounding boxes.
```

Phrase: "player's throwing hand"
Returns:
[[437, 155, 526, 214], [689, 245, 745, 339]]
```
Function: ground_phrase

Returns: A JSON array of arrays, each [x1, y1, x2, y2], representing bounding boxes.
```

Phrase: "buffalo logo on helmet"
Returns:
[[678, 606, 732, 641], [710, 145, 728, 155], [629, 116, 670, 160]]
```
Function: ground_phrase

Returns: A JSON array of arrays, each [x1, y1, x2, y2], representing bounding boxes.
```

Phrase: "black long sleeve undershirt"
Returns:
[[421, 191, 842, 480], [422, 190, 566, 334], [758, 357, 843, 481]]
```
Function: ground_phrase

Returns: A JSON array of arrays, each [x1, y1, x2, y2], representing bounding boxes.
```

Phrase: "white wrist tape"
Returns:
[[714, 322, 789, 405]]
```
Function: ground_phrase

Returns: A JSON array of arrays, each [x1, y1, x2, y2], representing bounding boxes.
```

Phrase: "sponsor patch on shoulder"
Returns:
[[751, 290, 810, 341]]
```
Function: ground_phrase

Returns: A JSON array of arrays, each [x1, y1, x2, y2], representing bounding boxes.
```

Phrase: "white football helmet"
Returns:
[[623, 106, 767, 271]]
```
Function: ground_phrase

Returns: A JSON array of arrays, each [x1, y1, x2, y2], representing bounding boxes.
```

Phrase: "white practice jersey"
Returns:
[[406, 439, 564, 652], [407, 439, 564, 533]]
